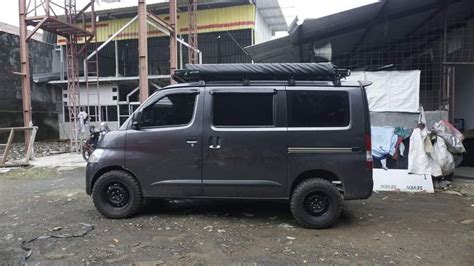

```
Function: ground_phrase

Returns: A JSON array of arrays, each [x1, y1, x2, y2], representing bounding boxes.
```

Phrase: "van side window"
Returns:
[[213, 93, 274, 126], [141, 93, 196, 128], [287, 91, 350, 127]]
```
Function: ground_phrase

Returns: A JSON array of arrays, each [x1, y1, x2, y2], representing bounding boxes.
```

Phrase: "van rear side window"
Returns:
[[213, 93, 274, 126], [287, 91, 350, 127]]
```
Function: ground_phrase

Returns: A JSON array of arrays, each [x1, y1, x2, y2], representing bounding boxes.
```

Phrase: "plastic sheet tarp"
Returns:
[[347, 70, 421, 113]]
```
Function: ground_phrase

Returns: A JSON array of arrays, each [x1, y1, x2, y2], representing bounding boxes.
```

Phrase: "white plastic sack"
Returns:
[[431, 137, 455, 176], [408, 128, 442, 176], [431, 120, 466, 154]]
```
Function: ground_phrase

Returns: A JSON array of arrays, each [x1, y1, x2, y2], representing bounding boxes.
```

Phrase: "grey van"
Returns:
[[86, 63, 373, 228]]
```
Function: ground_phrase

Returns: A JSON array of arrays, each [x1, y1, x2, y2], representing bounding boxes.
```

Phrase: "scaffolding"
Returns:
[[19, 0, 98, 152], [19, 0, 201, 149]]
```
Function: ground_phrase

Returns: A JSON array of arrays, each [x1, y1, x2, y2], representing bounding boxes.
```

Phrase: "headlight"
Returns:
[[88, 148, 104, 163]]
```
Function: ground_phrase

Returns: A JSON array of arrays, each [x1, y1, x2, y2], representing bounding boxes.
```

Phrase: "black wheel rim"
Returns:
[[103, 182, 130, 208], [303, 192, 329, 216]]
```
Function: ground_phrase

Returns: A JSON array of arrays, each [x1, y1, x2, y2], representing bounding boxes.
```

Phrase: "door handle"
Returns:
[[209, 136, 221, 149], [186, 137, 198, 147]]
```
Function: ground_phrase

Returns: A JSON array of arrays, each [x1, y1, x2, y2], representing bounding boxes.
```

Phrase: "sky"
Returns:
[[0, 0, 378, 27]]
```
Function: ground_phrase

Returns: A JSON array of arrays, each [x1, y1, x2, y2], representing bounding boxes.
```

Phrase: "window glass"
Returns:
[[141, 93, 196, 127], [213, 93, 274, 126], [101, 106, 107, 121], [107, 106, 118, 122], [64, 106, 70, 122], [88, 106, 97, 122], [287, 91, 350, 127]]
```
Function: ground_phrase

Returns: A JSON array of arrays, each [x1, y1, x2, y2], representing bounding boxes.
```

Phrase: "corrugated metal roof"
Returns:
[[0, 22, 43, 42], [245, 0, 474, 63], [256, 0, 288, 31], [295, 2, 383, 44]]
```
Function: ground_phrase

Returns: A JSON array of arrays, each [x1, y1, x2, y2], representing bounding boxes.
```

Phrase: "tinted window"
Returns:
[[213, 93, 274, 126], [64, 106, 69, 122], [287, 90, 350, 127], [107, 106, 118, 122], [141, 93, 196, 127], [100, 105, 117, 122]]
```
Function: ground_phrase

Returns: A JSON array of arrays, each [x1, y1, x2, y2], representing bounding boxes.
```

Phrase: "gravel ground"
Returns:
[[0, 166, 473, 265], [4, 141, 71, 161]]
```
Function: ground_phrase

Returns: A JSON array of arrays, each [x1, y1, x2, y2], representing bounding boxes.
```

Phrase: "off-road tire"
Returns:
[[92, 170, 143, 218], [290, 178, 343, 229]]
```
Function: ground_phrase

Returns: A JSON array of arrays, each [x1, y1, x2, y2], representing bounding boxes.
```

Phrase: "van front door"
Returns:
[[125, 88, 203, 198], [202, 87, 287, 198]]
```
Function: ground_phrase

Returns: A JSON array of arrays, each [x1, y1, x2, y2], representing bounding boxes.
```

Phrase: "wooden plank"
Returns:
[[1, 129, 15, 166], [0, 127, 36, 132], [24, 127, 38, 164]]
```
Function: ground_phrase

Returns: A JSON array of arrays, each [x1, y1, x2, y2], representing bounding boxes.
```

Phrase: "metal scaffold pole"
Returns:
[[18, 0, 33, 149], [84, 0, 101, 123], [138, 0, 149, 103], [65, 0, 81, 152], [170, 0, 178, 84], [188, 0, 198, 64]]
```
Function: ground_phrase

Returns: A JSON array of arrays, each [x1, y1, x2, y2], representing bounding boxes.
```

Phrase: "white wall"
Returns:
[[63, 84, 118, 106], [255, 10, 273, 44], [59, 83, 120, 139], [455, 65, 474, 131]]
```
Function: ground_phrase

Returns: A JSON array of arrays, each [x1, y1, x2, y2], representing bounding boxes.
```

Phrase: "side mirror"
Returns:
[[131, 110, 143, 130]]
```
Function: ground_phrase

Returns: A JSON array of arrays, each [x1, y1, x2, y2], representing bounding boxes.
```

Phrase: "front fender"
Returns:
[[85, 130, 127, 195]]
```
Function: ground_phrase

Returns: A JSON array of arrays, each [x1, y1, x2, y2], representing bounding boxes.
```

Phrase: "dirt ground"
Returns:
[[0, 166, 473, 265]]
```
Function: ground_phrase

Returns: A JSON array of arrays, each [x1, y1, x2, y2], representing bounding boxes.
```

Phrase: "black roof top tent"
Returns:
[[172, 63, 350, 86]]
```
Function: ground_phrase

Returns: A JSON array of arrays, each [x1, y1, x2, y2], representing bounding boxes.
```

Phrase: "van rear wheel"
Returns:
[[92, 170, 143, 218], [290, 178, 343, 229]]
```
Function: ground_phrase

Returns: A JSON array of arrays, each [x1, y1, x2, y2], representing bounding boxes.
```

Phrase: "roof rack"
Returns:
[[172, 63, 350, 86]]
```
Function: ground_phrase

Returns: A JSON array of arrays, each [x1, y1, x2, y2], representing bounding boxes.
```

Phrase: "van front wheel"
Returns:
[[290, 178, 343, 229], [92, 170, 143, 218]]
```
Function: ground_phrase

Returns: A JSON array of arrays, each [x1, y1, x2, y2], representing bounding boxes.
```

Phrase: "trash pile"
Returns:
[[408, 120, 465, 177], [371, 110, 466, 182]]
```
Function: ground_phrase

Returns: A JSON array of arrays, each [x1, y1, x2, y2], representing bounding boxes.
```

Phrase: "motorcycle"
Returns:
[[82, 122, 111, 161]]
